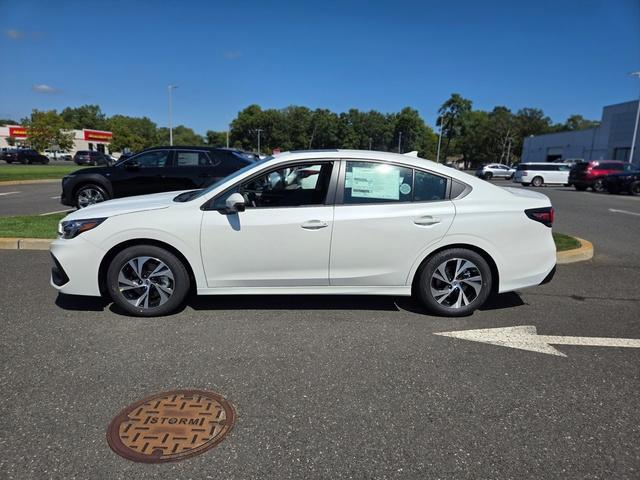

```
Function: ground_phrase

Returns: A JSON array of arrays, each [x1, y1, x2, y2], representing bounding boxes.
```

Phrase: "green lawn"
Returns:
[[0, 164, 86, 182], [0, 213, 66, 238], [553, 232, 581, 252]]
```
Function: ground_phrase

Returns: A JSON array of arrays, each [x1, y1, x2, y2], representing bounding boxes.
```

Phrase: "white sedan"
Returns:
[[50, 150, 556, 317]]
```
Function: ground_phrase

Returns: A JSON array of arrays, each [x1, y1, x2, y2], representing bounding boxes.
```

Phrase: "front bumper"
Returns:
[[50, 237, 105, 296]]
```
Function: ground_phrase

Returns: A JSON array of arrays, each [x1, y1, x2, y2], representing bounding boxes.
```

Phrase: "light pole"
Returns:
[[168, 84, 178, 146], [436, 115, 444, 163], [629, 71, 640, 164], [256, 128, 263, 155], [398, 131, 402, 153]]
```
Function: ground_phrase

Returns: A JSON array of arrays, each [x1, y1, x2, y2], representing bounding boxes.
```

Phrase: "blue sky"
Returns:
[[1, 0, 638, 134]]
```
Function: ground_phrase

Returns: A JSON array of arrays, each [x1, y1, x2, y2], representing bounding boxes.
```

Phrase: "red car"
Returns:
[[568, 160, 628, 192]]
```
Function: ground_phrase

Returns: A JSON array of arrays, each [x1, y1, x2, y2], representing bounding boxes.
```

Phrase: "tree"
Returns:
[[157, 125, 204, 145], [562, 114, 599, 131], [6, 136, 16, 147], [437, 93, 473, 160], [22, 109, 74, 152], [60, 105, 107, 130], [106, 115, 158, 153], [0, 119, 18, 126], [206, 130, 228, 147], [392, 107, 437, 158]]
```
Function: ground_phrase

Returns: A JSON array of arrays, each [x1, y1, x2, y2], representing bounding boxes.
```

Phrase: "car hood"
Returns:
[[607, 171, 639, 178], [63, 190, 189, 220]]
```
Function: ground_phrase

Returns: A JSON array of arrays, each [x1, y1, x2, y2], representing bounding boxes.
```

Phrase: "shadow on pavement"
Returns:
[[55, 293, 109, 312], [479, 292, 526, 311], [189, 294, 401, 312]]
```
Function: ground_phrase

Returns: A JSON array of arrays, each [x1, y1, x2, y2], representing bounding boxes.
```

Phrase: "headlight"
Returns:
[[58, 218, 106, 239]]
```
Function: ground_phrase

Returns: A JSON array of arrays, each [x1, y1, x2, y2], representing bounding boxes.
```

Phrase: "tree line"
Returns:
[[1, 94, 598, 165]]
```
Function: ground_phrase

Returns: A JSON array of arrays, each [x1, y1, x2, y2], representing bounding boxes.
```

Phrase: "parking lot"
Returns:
[[1, 181, 639, 479]]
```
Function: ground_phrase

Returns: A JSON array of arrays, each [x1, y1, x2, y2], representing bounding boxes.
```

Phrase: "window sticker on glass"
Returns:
[[351, 165, 400, 200], [399, 183, 411, 195], [345, 171, 353, 188]]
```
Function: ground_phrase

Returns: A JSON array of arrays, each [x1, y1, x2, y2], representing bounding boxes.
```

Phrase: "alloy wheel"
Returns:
[[117, 256, 175, 309], [77, 188, 105, 208], [429, 258, 483, 309]]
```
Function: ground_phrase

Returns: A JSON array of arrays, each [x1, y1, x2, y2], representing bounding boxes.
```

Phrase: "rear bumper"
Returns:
[[539, 265, 556, 285]]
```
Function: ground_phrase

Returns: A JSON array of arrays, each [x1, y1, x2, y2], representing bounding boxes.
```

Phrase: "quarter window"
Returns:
[[214, 162, 334, 209], [344, 161, 413, 204]]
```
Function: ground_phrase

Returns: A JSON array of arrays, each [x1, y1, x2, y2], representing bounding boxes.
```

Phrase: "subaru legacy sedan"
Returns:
[[50, 150, 556, 317]]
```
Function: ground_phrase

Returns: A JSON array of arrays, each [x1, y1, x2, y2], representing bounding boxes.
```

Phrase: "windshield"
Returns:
[[173, 156, 272, 202]]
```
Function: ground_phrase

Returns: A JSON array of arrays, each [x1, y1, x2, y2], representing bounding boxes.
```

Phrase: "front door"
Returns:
[[200, 162, 335, 287], [112, 149, 171, 197], [330, 160, 456, 286]]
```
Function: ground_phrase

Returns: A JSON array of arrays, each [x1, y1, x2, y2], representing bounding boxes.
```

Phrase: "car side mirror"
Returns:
[[224, 192, 245, 214], [124, 160, 139, 170]]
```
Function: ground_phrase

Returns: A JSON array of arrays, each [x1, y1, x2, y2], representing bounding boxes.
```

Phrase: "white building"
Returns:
[[0, 125, 112, 154]]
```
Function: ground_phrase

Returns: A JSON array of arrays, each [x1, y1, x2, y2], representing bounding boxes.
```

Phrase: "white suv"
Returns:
[[514, 163, 571, 187], [50, 150, 556, 317]]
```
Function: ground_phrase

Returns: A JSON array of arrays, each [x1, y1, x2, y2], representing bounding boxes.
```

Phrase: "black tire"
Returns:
[[531, 176, 543, 187], [630, 181, 640, 196], [592, 178, 605, 193], [416, 248, 492, 317], [74, 183, 109, 209], [484, 172, 493, 180], [107, 245, 190, 317], [574, 185, 587, 191]]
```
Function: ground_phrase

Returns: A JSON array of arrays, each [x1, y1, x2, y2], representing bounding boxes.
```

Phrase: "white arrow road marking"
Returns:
[[435, 325, 640, 357], [609, 208, 640, 217], [0, 191, 20, 196]]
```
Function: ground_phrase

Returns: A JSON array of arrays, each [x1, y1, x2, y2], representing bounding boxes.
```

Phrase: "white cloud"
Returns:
[[224, 50, 243, 60], [4, 29, 24, 40], [32, 84, 60, 94]]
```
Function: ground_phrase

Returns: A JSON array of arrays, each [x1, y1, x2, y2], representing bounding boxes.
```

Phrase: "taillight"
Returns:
[[525, 207, 554, 227]]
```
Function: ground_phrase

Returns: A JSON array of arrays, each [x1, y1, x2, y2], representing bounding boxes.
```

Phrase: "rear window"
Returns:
[[600, 162, 624, 171], [573, 163, 589, 171]]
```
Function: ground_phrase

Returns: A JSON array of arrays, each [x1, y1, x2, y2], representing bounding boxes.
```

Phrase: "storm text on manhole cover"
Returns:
[[106, 389, 235, 463]]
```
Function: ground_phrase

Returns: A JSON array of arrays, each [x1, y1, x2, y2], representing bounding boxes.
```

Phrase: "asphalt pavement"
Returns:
[[0, 182, 69, 216], [0, 181, 639, 479]]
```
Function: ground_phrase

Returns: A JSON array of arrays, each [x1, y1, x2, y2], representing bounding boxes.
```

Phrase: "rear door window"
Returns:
[[176, 150, 216, 167], [344, 161, 413, 204], [414, 170, 447, 201]]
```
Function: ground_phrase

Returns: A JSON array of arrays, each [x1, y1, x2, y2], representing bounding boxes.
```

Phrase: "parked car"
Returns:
[[50, 149, 556, 317], [475, 163, 515, 180], [603, 166, 640, 195], [4, 149, 49, 164], [61, 146, 259, 208], [73, 150, 113, 166], [45, 150, 72, 161], [513, 162, 571, 187], [569, 160, 629, 192]]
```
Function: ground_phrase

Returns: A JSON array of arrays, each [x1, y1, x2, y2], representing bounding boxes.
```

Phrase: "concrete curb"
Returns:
[[0, 179, 60, 186], [556, 237, 594, 264], [0, 237, 53, 250]]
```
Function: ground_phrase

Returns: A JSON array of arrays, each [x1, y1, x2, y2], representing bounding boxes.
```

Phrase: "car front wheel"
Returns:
[[75, 184, 109, 208], [106, 245, 190, 317], [417, 248, 492, 317], [630, 181, 640, 196], [592, 178, 605, 192]]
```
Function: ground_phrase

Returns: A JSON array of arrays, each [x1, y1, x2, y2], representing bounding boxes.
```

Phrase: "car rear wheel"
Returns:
[[416, 248, 492, 317], [107, 245, 190, 317], [75, 184, 109, 208], [531, 176, 543, 187], [630, 181, 640, 196], [592, 178, 605, 193], [484, 172, 493, 180]]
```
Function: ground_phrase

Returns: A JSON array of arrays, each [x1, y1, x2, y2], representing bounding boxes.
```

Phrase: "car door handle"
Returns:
[[414, 215, 441, 226], [301, 220, 329, 230]]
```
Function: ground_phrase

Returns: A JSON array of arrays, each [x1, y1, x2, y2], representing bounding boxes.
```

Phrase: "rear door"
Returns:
[[162, 149, 217, 191], [329, 160, 455, 287]]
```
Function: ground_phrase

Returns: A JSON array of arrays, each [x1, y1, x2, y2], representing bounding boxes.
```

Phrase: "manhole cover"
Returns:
[[107, 389, 235, 463]]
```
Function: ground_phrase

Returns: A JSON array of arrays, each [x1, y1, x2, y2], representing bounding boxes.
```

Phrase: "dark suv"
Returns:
[[4, 149, 49, 164], [569, 160, 628, 192], [61, 146, 258, 208], [73, 150, 113, 166]]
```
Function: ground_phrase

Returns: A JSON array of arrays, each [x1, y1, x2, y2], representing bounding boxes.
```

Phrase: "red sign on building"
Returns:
[[8, 126, 27, 138], [83, 129, 113, 142]]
